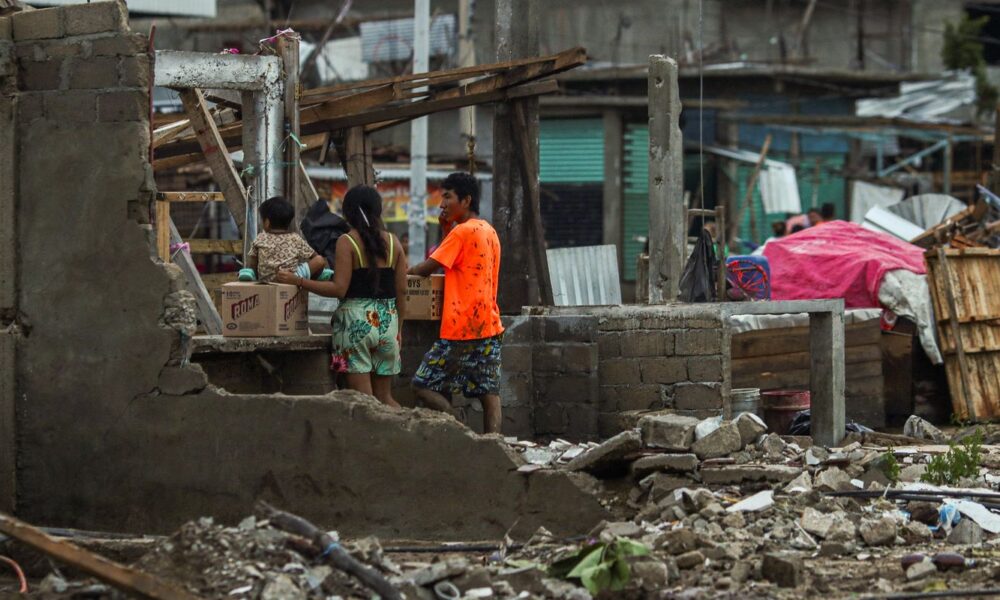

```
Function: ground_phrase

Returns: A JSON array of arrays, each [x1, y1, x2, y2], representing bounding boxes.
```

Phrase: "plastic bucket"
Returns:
[[761, 390, 811, 435], [730, 388, 761, 417]]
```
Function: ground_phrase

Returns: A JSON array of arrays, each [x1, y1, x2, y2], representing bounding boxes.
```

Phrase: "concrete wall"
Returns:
[[1, 2, 612, 539]]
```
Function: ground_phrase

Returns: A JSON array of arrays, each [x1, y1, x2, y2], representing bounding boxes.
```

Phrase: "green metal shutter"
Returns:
[[539, 119, 604, 183], [623, 124, 648, 281]]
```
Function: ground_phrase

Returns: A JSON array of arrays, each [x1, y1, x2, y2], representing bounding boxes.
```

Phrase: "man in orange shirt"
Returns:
[[409, 172, 505, 433]]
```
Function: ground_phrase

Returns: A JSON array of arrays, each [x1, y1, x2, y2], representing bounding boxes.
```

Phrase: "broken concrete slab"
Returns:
[[905, 557, 937, 581], [638, 413, 699, 451], [630, 453, 698, 477], [566, 429, 642, 474], [859, 517, 897, 547], [947, 518, 984, 545], [691, 421, 741, 459], [157, 364, 208, 395], [903, 415, 946, 443], [726, 490, 773, 512], [814, 467, 854, 492], [700, 464, 801, 485], [800, 507, 835, 539]]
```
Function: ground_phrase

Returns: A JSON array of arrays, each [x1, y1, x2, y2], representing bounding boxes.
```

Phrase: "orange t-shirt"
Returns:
[[430, 218, 505, 341]]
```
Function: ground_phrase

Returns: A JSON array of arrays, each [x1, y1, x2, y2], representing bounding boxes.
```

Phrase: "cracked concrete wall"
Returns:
[[3, 2, 610, 539]]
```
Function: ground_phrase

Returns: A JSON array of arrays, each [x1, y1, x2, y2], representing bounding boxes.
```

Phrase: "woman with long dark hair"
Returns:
[[277, 185, 407, 408]]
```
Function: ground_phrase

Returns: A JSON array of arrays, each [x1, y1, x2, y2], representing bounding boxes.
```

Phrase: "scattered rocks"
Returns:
[[947, 518, 984, 546]]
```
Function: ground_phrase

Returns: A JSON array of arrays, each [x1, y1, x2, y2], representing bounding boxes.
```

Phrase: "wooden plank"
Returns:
[[178, 89, 248, 234], [732, 320, 882, 358], [157, 192, 225, 203], [302, 47, 585, 99], [169, 221, 223, 335], [187, 239, 243, 255], [936, 248, 976, 420], [736, 134, 771, 242], [732, 360, 881, 391], [732, 343, 881, 378], [277, 34, 302, 217], [511, 99, 554, 306], [155, 201, 170, 262], [0, 512, 203, 600]]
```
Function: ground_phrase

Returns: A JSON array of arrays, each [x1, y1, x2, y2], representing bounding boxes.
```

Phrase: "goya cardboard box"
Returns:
[[404, 274, 444, 320], [221, 282, 308, 336]]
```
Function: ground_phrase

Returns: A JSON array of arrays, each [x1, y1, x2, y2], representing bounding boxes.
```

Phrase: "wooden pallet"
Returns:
[[925, 247, 1000, 421]]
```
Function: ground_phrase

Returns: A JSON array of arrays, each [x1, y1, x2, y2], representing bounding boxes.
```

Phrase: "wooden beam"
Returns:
[[936, 247, 976, 420], [277, 34, 303, 217], [302, 47, 585, 99], [186, 239, 244, 254], [736, 134, 772, 243], [0, 512, 203, 600], [155, 201, 170, 262], [511, 99, 554, 305], [178, 89, 248, 234], [156, 192, 225, 203], [344, 127, 374, 187]]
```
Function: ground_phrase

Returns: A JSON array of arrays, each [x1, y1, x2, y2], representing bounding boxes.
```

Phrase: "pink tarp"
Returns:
[[762, 221, 926, 308]]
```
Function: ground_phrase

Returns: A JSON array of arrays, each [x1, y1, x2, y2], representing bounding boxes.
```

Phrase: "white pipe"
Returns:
[[409, 0, 430, 261]]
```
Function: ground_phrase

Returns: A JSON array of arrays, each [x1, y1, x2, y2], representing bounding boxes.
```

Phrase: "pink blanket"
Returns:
[[762, 221, 926, 308]]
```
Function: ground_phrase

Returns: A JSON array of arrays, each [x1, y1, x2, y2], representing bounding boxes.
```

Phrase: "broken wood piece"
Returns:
[[156, 192, 225, 203], [255, 501, 402, 600], [736, 134, 772, 243], [510, 99, 554, 305], [344, 126, 374, 187], [0, 512, 202, 600], [169, 220, 223, 335], [178, 88, 248, 235], [155, 200, 170, 263], [186, 239, 243, 255]]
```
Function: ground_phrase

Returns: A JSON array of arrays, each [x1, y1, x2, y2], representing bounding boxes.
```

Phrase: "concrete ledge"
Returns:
[[192, 334, 329, 355]]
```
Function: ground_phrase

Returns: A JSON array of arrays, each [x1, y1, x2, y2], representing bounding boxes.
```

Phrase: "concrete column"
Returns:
[[408, 0, 430, 262], [602, 109, 624, 274], [0, 92, 14, 514], [810, 308, 846, 447], [647, 55, 685, 304], [493, 0, 539, 312]]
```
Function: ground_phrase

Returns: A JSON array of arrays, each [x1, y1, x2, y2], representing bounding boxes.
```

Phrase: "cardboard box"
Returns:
[[221, 282, 309, 337], [404, 274, 444, 320]]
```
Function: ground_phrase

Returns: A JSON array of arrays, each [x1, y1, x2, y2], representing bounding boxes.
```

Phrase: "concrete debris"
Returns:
[[734, 412, 767, 448], [903, 414, 947, 442], [675, 550, 705, 569], [905, 556, 938, 581], [762, 552, 803, 588], [691, 421, 742, 459], [629, 453, 699, 476], [947, 518, 984, 545], [694, 415, 722, 441], [726, 490, 774, 512], [639, 414, 700, 450], [859, 517, 898, 547], [565, 429, 642, 473], [814, 467, 854, 492], [799, 507, 836, 539]]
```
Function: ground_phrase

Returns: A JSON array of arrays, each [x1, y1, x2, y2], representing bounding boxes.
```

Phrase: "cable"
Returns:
[[698, 0, 705, 222], [0, 556, 27, 594]]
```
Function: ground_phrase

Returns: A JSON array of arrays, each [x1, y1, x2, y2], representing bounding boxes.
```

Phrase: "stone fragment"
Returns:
[[760, 433, 787, 459], [947, 518, 984, 546], [644, 473, 692, 503], [599, 521, 643, 539], [722, 511, 745, 529], [734, 412, 767, 448], [814, 467, 853, 492], [805, 446, 829, 466], [630, 453, 698, 477], [905, 557, 937, 582], [901, 521, 933, 544], [659, 528, 700, 556], [903, 415, 947, 442], [639, 414, 699, 451], [631, 561, 670, 589], [408, 558, 470, 586], [691, 421, 742, 459], [908, 501, 940, 525], [818, 541, 854, 556], [762, 552, 803, 588], [676, 550, 705, 569], [899, 464, 927, 483], [566, 429, 642, 473], [730, 561, 752, 584], [826, 518, 857, 542], [800, 508, 835, 539], [859, 517, 897, 547], [726, 490, 773, 513], [261, 575, 304, 600], [784, 471, 813, 494], [158, 364, 208, 395]]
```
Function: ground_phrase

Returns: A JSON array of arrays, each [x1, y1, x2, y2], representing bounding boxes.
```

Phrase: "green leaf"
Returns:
[[608, 558, 631, 591], [580, 563, 612, 595], [615, 539, 650, 557], [567, 545, 606, 579]]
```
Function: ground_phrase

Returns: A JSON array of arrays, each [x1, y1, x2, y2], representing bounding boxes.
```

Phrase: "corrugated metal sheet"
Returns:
[[857, 72, 976, 124], [539, 118, 604, 183], [360, 15, 455, 63], [28, 0, 216, 17], [547, 245, 621, 306]]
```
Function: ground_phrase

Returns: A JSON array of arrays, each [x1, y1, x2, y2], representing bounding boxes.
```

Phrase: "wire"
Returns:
[[698, 0, 705, 222], [0, 556, 28, 593]]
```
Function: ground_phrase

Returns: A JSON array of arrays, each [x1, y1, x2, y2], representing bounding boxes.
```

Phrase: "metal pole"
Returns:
[[458, 0, 476, 147], [409, 0, 430, 261]]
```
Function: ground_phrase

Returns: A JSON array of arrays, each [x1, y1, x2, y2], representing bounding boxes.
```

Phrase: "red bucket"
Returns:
[[761, 390, 810, 435]]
